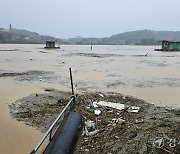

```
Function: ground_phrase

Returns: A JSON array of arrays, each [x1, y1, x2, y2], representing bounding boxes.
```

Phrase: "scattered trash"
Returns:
[[127, 106, 140, 113], [87, 100, 93, 108], [153, 138, 164, 148], [115, 136, 119, 139], [95, 101, 125, 111], [85, 120, 95, 128], [84, 120, 98, 136], [85, 129, 99, 136], [39, 79, 42, 81], [94, 110, 101, 115], [116, 118, 125, 124], [88, 100, 98, 108], [84, 149, 89, 152], [10, 91, 179, 153], [99, 93, 104, 97], [122, 96, 126, 99], [92, 102, 98, 108], [135, 119, 144, 124], [165, 106, 173, 111], [169, 139, 176, 148], [112, 118, 125, 125]]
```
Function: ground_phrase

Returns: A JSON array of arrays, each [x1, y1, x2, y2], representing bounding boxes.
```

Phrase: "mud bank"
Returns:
[[10, 90, 180, 154]]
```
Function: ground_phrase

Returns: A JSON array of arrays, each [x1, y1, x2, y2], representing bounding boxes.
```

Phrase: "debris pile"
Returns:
[[9, 91, 180, 153]]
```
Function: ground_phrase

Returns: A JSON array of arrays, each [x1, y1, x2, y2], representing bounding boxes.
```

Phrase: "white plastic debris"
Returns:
[[88, 101, 98, 108], [39, 79, 42, 81], [99, 93, 104, 97], [94, 109, 101, 115], [92, 102, 98, 108], [87, 129, 99, 136], [127, 106, 140, 113], [135, 119, 144, 124], [84, 120, 99, 136], [153, 138, 164, 148], [112, 118, 125, 125], [116, 118, 125, 124], [85, 120, 95, 128], [96, 101, 125, 110], [122, 96, 126, 99]]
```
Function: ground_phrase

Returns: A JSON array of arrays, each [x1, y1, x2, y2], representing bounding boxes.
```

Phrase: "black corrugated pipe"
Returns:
[[43, 112, 82, 154]]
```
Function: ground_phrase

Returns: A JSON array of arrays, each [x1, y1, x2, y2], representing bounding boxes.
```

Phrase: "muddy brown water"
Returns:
[[0, 79, 44, 154], [0, 44, 180, 153]]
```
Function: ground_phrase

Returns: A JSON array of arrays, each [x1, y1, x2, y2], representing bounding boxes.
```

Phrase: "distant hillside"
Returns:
[[1, 28, 180, 45], [0, 28, 66, 44], [65, 30, 180, 45]]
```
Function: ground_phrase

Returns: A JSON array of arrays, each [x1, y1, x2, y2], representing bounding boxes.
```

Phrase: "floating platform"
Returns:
[[155, 40, 180, 52], [44, 47, 60, 49], [44, 40, 60, 49], [155, 49, 180, 51]]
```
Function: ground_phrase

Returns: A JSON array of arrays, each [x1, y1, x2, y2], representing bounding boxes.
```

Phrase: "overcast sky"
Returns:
[[1, 0, 180, 38]]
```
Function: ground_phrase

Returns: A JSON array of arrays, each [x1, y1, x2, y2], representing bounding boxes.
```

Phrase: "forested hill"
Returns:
[[66, 30, 180, 45], [108, 30, 180, 45], [1, 28, 180, 45], [0, 28, 65, 44]]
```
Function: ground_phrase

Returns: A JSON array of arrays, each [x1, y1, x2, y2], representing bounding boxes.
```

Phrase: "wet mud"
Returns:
[[10, 90, 180, 154], [0, 70, 53, 83], [0, 70, 44, 77]]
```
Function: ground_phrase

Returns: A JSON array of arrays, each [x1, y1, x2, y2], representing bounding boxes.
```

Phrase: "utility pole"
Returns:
[[91, 42, 93, 50]]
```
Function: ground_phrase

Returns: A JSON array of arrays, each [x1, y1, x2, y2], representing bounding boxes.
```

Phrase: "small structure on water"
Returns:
[[155, 40, 180, 51], [44, 40, 60, 49]]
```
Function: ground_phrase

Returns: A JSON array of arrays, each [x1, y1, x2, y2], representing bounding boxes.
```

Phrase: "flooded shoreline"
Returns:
[[0, 44, 179, 107], [0, 44, 180, 153], [0, 79, 43, 154]]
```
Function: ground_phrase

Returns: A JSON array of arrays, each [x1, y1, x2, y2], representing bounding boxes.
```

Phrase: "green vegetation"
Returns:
[[66, 30, 180, 45], [1, 28, 180, 45], [0, 28, 66, 44]]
